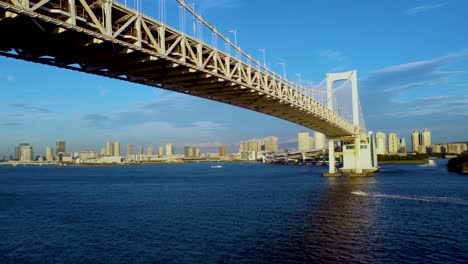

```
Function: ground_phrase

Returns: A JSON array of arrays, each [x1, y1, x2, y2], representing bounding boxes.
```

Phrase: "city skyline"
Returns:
[[1, 0, 468, 157]]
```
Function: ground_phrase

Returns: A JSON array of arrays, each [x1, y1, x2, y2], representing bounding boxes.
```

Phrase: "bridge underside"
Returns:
[[0, 1, 355, 138]]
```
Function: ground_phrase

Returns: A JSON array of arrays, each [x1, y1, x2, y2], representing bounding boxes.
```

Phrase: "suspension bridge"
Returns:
[[0, 0, 378, 175]]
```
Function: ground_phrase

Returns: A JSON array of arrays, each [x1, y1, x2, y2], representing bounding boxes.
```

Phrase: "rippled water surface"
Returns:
[[1, 160, 467, 263]]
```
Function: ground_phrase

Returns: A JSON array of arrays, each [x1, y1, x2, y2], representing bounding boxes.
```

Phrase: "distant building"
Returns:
[[388, 133, 399, 154], [106, 142, 114, 156], [15, 143, 29, 160], [166, 144, 174, 157], [263, 136, 278, 152], [399, 138, 407, 153], [61, 152, 73, 162], [19, 144, 33, 161], [314, 132, 326, 150], [298, 130, 311, 152], [420, 129, 431, 152], [147, 146, 154, 156], [78, 151, 98, 160], [127, 144, 133, 155], [219, 145, 228, 157], [138, 146, 144, 155], [113, 142, 120, 156], [240, 151, 256, 161], [194, 147, 200, 157], [100, 148, 106, 156], [184, 146, 194, 157], [56, 141, 66, 155], [158, 146, 164, 157], [411, 130, 420, 153], [375, 132, 387, 155], [46, 146, 53, 161], [206, 152, 220, 159]]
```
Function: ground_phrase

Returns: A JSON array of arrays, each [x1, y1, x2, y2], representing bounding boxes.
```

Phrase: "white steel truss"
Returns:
[[0, 0, 364, 139]]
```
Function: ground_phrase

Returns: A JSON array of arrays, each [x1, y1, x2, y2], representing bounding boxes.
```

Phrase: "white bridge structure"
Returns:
[[0, 0, 378, 175]]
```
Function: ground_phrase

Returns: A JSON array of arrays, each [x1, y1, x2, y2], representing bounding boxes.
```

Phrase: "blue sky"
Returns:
[[1, 0, 468, 156]]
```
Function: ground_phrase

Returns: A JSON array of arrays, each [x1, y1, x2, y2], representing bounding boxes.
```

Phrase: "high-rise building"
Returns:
[[219, 145, 228, 156], [166, 144, 174, 157], [147, 146, 154, 156], [56, 141, 66, 155], [263, 137, 278, 152], [46, 146, 53, 161], [106, 142, 114, 156], [388, 133, 399, 154], [113, 142, 120, 156], [127, 144, 133, 155], [100, 148, 106, 156], [194, 148, 200, 157], [184, 146, 194, 157], [298, 131, 311, 152], [158, 146, 164, 157], [375, 132, 387, 155], [314, 132, 326, 150], [18, 143, 33, 161], [420, 129, 431, 152], [411, 130, 420, 153], [138, 146, 143, 155], [14, 143, 29, 160], [399, 138, 407, 153]]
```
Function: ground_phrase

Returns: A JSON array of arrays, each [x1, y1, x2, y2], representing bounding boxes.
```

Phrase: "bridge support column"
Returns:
[[328, 139, 335, 173], [354, 133, 363, 174]]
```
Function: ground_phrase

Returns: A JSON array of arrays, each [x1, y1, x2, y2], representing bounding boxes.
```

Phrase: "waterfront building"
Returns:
[[78, 151, 98, 160], [147, 146, 154, 156], [420, 129, 431, 152], [15, 143, 29, 160], [388, 133, 399, 154], [56, 141, 66, 155], [158, 146, 164, 157], [100, 148, 106, 156], [411, 130, 420, 153], [113, 142, 120, 156], [375, 132, 387, 155], [314, 132, 326, 150], [263, 136, 278, 152], [298, 130, 311, 152], [399, 138, 407, 153], [206, 152, 220, 159], [138, 146, 144, 155], [19, 144, 33, 161], [431, 144, 441, 153], [127, 144, 133, 155], [219, 145, 227, 157], [166, 144, 174, 157], [46, 146, 53, 161], [194, 148, 200, 157], [106, 142, 114, 156], [184, 146, 194, 157]]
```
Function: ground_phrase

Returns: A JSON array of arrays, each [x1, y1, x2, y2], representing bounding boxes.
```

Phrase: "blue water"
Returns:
[[0, 160, 467, 263]]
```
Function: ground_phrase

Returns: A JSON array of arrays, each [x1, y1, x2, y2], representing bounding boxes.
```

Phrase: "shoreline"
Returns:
[[378, 160, 428, 164], [0, 160, 258, 167]]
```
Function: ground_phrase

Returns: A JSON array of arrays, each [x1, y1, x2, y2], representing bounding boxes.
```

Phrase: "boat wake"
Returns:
[[351, 190, 468, 205]]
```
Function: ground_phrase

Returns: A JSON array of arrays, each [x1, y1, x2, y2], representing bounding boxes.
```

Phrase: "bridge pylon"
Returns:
[[322, 70, 378, 176]]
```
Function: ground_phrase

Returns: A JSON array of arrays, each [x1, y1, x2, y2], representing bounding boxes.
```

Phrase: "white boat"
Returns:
[[211, 165, 223, 169]]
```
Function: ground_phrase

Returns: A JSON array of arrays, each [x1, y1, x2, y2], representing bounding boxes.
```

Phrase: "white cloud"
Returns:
[[403, 3, 447, 15]]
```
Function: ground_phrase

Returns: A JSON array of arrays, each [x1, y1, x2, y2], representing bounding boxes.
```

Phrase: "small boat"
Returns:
[[211, 165, 223, 169]]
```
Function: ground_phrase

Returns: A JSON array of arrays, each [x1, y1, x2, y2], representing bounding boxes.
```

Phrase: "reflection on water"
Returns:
[[297, 176, 379, 263]]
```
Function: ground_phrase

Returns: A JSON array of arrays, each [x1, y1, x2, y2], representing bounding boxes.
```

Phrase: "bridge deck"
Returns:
[[0, 0, 356, 138]]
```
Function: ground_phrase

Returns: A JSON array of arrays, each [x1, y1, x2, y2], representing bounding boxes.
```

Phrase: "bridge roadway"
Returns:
[[0, 0, 356, 138]]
